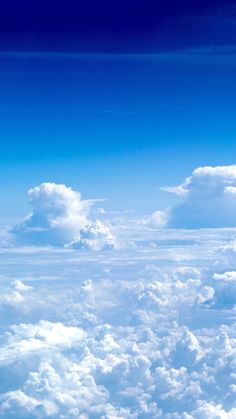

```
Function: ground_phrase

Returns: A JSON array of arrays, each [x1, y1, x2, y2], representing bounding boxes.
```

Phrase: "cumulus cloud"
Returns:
[[160, 165, 236, 228], [0, 228, 236, 417], [0, 263, 233, 418], [12, 182, 118, 249], [141, 210, 169, 228], [0, 280, 33, 306], [188, 401, 236, 419], [0, 321, 85, 366], [3, 175, 236, 416], [67, 220, 120, 250]]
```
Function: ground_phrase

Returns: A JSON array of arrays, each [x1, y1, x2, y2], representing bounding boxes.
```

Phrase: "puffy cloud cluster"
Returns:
[[68, 220, 120, 250], [157, 165, 236, 228], [0, 227, 236, 417], [12, 182, 118, 250], [0, 280, 32, 306], [2, 172, 236, 417]]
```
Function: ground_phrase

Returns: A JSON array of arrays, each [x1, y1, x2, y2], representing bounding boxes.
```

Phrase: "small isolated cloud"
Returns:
[[0, 280, 32, 306], [160, 165, 236, 228], [213, 271, 236, 282], [141, 210, 169, 228], [12, 183, 118, 250], [67, 220, 120, 251]]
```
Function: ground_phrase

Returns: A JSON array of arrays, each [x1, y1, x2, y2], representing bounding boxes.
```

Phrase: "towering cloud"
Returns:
[[162, 165, 236, 228], [12, 183, 118, 249]]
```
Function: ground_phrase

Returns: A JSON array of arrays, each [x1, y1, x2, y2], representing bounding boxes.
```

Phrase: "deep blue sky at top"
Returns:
[[0, 0, 236, 221], [0, 0, 235, 52]]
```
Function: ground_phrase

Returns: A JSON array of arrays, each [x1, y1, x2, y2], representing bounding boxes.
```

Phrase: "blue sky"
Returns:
[[1, 50, 236, 223], [0, 0, 236, 223]]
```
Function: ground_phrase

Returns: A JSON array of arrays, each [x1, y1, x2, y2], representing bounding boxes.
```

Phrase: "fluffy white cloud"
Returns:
[[141, 210, 169, 228], [12, 183, 118, 250], [0, 321, 85, 366], [161, 165, 236, 228], [2, 187, 236, 416], [0, 280, 33, 306], [68, 220, 120, 250], [187, 401, 236, 419], [0, 231, 236, 418], [213, 271, 236, 282]]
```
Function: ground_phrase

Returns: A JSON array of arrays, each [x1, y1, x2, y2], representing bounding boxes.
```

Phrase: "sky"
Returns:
[[1, 0, 236, 222], [2, 2, 236, 418]]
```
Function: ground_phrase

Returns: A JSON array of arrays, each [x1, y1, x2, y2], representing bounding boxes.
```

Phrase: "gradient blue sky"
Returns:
[[1, 0, 236, 223]]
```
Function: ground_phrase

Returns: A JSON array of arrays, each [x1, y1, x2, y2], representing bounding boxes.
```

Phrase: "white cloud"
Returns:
[[2, 188, 236, 416], [218, 241, 236, 265], [0, 321, 85, 366], [188, 401, 236, 419], [141, 210, 169, 228], [68, 220, 120, 250], [0, 280, 33, 306], [0, 390, 58, 418], [161, 165, 236, 228], [213, 271, 236, 282], [0, 234, 228, 417], [12, 182, 118, 250]]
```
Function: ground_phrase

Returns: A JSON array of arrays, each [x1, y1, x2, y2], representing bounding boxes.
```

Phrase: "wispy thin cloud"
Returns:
[[1, 46, 236, 65]]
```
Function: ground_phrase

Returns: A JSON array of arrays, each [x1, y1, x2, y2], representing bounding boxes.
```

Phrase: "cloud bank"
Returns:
[[0, 230, 236, 417], [1, 169, 236, 416], [12, 183, 118, 250]]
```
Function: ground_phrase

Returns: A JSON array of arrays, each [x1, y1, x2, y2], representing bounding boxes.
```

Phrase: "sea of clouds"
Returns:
[[1, 165, 236, 418]]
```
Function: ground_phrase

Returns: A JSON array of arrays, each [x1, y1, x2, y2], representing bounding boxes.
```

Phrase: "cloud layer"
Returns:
[[0, 228, 236, 417], [1, 171, 236, 416]]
